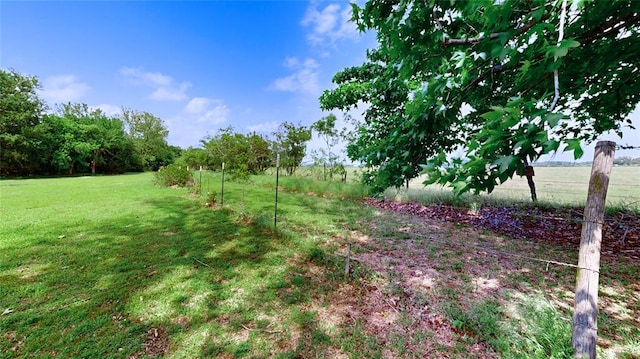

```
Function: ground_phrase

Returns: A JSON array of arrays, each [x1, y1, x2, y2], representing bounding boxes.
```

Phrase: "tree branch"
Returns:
[[443, 13, 549, 46], [579, 11, 640, 45]]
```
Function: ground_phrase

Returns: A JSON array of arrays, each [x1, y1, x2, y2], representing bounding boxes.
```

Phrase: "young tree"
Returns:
[[321, 0, 640, 195], [311, 113, 342, 180], [0, 69, 46, 176], [121, 108, 171, 170], [176, 147, 208, 169], [246, 132, 273, 174], [273, 122, 312, 176], [201, 128, 272, 175]]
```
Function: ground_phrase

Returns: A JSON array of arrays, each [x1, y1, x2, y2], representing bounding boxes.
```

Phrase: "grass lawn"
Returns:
[[1, 171, 638, 358], [0, 173, 369, 358]]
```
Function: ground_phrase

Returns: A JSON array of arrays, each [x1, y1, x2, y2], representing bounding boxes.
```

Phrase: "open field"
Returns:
[[1, 173, 368, 358], [1, 172, 638, 358], [390, 166, 640, 211]]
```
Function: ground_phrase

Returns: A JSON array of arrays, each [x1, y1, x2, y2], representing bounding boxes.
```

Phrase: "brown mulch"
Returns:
[[364, 198, 640, 259]]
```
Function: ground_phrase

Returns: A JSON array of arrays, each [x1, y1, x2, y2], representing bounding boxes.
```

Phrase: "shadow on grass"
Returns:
[[0, 192, 340, 358]]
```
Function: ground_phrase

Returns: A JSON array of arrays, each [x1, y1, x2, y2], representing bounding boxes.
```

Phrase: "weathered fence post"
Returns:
[[572, 141, 615, 359]]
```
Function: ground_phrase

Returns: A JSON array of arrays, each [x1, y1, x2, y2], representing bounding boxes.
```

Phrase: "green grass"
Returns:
[[2, 170, 638, 358], [0, 172, 370, 358], [387, 166, 640, 212]]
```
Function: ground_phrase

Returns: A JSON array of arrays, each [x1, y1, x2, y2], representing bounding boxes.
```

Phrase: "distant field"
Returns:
[[396, 166, 640, 210]]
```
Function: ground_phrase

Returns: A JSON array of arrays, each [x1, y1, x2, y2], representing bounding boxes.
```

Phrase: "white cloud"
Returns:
[[120, 67, 172, 86], [185, 97, 212, 114], [120, 67, 191, 102], [166, 98, 231, 147], [301, 2, 358, 46], [149, 83, 191, 101], [39, 75, 91, 103], [200, 104, 230, 124], [284, 57, 300, 68], [182, 97, 229, 124], [271, 57, 321, 95]]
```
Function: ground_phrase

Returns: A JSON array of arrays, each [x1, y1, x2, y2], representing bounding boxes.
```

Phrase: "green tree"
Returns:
[[202, 128, 273, 175], [176, 147, 208, 169], [121, 108, 171, 170], [0, 69, 46, 176], [40, 105, 136, 175], [321, 0, 640, 195], [273, 122, 312, 176], [311, 113, 343, 180], [203, 127, 246, 172], [247, 132, 273, 174]]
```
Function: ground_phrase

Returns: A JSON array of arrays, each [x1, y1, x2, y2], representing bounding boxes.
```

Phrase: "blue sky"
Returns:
[[1, 0, 638, 162], [1, 0, 373, 156]]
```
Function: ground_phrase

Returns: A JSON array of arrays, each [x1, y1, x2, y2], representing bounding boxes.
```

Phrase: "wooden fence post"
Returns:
[[572, 141, 615, 359]]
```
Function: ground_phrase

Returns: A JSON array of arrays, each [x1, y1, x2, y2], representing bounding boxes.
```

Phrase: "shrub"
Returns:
[[153, 164, 194, 187], [205, 191, 216, 207]]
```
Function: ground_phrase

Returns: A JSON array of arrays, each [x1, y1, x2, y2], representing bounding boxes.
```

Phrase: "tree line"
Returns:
[[1, 69, 322, 178], [613, 156, 640, 166], [1, 70, 180, 176], [176, 122, 315, 177]]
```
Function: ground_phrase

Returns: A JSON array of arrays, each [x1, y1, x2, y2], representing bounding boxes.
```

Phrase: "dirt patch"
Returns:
[[318, 200, 639, 358], [364, 198, 639, 258], [130, 327, 170, 358]]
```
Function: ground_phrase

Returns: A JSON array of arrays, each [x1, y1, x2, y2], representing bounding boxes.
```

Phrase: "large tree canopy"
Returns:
[[121, 108, 173, 171], [321, 0, 640, 194], [1, 69, 178, 176], [0, 69, 46, 176]]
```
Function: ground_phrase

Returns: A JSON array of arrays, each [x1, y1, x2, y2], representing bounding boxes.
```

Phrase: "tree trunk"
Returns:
[[572, 141, 615, 359], [523, 160, 537, 202], [525, 166, 537, 201]]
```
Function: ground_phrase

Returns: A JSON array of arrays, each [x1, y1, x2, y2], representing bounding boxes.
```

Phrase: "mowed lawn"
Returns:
[[0, 173, 368, 358]]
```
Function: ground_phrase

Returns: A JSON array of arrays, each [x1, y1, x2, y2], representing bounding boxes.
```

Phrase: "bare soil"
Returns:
[[319, 199, 639, 358], [364, 198, 639, 259]]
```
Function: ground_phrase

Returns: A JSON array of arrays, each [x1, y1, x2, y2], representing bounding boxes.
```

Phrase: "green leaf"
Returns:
[[544, 113, 566, 127], [573, 146, 584, 160], [492, 155, 517, 174], [563, 139, 584, 160], [560, 39, 581, 50], [547, 39, 581, 58], [452, 180, 470, 196], [542, 140, 560, 153]]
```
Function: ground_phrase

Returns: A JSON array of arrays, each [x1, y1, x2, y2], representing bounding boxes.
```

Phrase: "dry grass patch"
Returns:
[[328, 207, 639, 358]]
